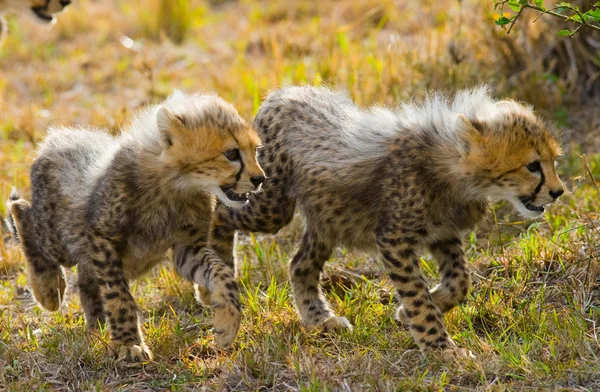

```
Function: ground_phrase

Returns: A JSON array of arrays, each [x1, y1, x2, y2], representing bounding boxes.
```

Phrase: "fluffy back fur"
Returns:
[[262, 86, 562, 215]]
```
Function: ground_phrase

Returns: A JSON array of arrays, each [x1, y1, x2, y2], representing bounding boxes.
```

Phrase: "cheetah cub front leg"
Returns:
[[376, 231, 455, 352], [376, 211, 459, 354], [89, 235, 152, 362], [395, 237, 471, 326], [290, 232, 353, 332], [173, 244, 241, 348]]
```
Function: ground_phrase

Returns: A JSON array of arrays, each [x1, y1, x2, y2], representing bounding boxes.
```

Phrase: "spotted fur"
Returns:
[[207, 86, 564, 354], [8, 91, 265, 362], [0, 0, 71, 42]]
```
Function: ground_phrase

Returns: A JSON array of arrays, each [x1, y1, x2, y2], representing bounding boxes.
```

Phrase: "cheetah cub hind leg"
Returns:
[[7, 194, 66, 312]]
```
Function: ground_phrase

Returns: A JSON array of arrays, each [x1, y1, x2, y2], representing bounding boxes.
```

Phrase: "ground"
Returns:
[[1, 0, 599, 391]]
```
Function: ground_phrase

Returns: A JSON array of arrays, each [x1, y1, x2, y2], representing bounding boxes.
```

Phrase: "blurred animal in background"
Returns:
[[0, 0, 71, 42]]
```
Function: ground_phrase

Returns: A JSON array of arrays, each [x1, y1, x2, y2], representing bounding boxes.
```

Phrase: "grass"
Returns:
[[1, 0, 600, 390]]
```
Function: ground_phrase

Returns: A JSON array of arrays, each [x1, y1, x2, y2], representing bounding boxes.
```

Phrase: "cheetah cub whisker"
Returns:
[[206, 86, 564, 356], [8, 90, 265, 362]]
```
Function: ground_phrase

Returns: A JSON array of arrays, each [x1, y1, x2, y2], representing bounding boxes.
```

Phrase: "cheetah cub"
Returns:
[[8, 91, 265, 362], [207, 86, 564, 355]]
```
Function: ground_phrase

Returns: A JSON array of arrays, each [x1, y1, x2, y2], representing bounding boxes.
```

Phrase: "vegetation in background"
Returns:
[[0, 0, 599, 390], [495, 0, 600, 36]]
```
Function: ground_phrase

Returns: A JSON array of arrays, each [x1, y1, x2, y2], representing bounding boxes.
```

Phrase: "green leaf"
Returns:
[[557, 29, 572, 37], [535, 0, 544, 6], [585, 8, 600, 22], [495, 16, 512, 26], [570, 14, 583, 22], [508, 0, 521, 12]]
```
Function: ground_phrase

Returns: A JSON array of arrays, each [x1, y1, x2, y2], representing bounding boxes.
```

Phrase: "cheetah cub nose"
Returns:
[[549, 188, 564, 200], [251, 175, 266, 188]]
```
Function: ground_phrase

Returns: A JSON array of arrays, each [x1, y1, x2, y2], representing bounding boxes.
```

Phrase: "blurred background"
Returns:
[[0, 0, 598, 148], [1, 1, 600, 390]]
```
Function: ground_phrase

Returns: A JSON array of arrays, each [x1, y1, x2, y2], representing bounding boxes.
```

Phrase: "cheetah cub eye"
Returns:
[[525, 160, 541, 173], [224, 149, 240, 161]]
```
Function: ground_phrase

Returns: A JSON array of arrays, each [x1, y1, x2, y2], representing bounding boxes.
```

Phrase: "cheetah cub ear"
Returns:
[[156, 106, 185, 149], [456, 114, 486, 155]]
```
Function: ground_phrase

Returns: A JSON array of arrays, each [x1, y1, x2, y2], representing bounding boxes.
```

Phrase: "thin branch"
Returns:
[[567, 24, 585, 37], [495, 1, 600, 35], [523, 2, 600, 32], [507, 7, 525, 34], [532, 5, 562, 23]]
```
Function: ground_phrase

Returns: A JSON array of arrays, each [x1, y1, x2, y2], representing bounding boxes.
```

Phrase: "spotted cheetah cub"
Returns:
[[207, 86, 564, 354], [8, 91, 265, 362]]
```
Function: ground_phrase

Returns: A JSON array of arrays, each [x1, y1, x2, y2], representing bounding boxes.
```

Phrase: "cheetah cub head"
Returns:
[[156, 93, 265, 208], [457, 101, 564, 218]]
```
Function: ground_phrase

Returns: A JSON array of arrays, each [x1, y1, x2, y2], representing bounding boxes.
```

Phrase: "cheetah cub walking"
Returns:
[[8, 91, 265, 361], [208, 86, 564, 354]]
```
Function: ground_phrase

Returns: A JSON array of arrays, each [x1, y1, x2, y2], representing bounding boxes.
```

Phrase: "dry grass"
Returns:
[[1, 0, 599, 390]]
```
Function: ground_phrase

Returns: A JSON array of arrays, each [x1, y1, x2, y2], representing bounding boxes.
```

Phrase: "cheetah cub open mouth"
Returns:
[[220, 184, 249, 203], [518, 196, 546, 213]]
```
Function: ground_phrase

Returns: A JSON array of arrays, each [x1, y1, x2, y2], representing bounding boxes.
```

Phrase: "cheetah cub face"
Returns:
[[458, 101, 564, 218], [156, 96, 265, 208]]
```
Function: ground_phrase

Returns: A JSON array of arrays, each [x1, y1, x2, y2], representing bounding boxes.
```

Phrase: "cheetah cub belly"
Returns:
[[208, 86, 564, 355], [8, 90, 265, 362]]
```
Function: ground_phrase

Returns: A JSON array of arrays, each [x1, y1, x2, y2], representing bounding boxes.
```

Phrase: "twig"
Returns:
[[496, 1, 600, 35], [524, 3, 600, 32]]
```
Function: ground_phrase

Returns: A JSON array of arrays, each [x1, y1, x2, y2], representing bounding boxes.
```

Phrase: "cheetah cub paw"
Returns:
[[394, 305, 410, 326], [315, 316, 353, 333], [30, 266, 67, 312], [211, 292, 241, 348], [436, 347, 477, 362], [421, 338, 476, 361], [110, 341, 153, 362]]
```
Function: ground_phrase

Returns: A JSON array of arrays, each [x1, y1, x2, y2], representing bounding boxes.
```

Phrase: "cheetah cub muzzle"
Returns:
[[206, 86, 564, 357], [8, 90, 264, 362]]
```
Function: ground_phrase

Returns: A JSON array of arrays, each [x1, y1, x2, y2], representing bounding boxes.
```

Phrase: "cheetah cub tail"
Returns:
[[5, 187, 21, 243]]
